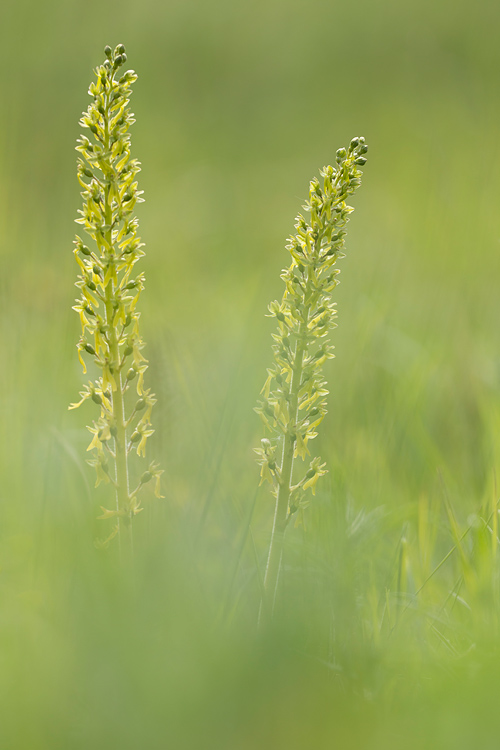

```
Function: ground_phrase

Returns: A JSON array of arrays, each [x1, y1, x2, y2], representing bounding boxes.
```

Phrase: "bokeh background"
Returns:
[[2, 0, 500, 747]]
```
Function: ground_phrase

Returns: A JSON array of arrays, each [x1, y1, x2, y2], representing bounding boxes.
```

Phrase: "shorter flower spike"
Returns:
[[257, 139, 367, 619]]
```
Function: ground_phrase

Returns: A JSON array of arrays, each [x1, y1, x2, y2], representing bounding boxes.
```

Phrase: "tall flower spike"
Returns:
[[70, 44, 161, 542], [255, 137, 368, 618]]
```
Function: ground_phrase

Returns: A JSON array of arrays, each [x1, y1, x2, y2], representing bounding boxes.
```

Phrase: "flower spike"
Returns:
[[257, 137, 368, 618], [70, 45, 161, 539]]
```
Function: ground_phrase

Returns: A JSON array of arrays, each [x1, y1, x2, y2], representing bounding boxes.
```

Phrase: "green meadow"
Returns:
[[2, 1, 500, 747]]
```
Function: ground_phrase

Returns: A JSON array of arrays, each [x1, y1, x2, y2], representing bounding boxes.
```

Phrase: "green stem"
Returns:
[[261, 325, 307, 620], [103, 87, 130, 535], [106, 297, 130, 528], [260, 433, 294, 618]]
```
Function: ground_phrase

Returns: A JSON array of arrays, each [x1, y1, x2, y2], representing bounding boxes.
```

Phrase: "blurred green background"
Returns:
[[2, 0, 500, 747]]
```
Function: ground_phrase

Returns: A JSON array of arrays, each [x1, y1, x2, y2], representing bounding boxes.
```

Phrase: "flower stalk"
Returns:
[[255, 137, 368, 618], [70, 44, 162, 546]]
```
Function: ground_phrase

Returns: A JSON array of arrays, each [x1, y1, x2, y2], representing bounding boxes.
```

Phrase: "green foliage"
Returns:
[[4, 2, 500, 746], [69, 44, 162, 541]]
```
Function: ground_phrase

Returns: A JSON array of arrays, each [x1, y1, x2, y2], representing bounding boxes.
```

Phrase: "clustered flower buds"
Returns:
[[69, 45, 162, 541], [255, 138, 367, 525]]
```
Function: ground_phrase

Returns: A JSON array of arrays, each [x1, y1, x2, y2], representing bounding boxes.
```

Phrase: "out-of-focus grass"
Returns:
[[2, 0, 500, 747]]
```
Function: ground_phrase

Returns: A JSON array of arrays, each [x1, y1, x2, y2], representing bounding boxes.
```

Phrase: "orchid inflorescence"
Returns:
[[69, 44, 162, 542], [256, 138, 367, 611]]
